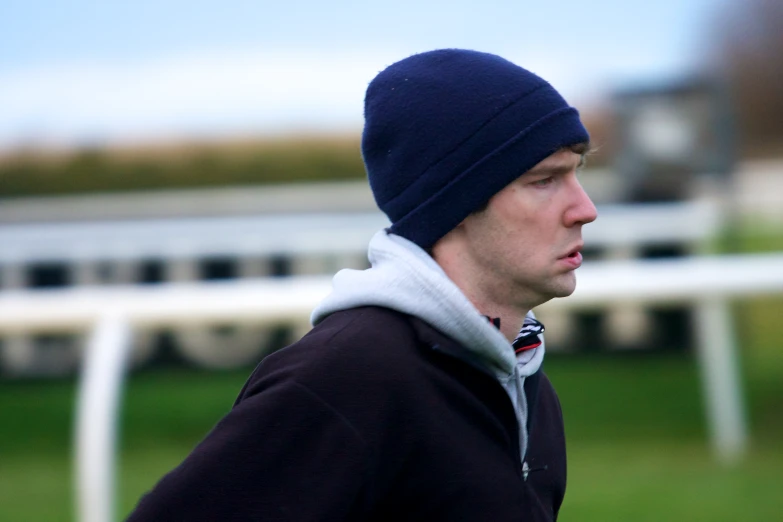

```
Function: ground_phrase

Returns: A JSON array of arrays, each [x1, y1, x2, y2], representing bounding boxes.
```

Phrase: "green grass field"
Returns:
[[1, 295, 782, 521]]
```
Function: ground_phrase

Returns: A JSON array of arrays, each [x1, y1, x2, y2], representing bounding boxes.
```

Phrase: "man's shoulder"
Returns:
[[308, 305, 416, 346], [239, 306, 425, 398], [301, 306, 421, 362]]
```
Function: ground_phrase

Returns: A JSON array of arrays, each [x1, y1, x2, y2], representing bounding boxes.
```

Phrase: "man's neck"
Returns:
[[472, 299, 530, 343], [430, 237, 533, 343]]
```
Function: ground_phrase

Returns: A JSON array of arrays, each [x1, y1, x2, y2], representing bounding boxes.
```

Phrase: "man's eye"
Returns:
[[532, 177, 554, 187]]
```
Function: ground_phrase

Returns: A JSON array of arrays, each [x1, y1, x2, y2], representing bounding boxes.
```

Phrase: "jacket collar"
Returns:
[[408, 315, 500, 378]]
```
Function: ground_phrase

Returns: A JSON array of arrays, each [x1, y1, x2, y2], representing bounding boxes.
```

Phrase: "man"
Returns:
[[128, 48, 597, 521]]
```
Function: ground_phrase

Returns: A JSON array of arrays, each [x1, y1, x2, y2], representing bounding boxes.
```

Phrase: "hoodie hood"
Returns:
[[311, 229, 545, 379], [311, 229, 545, 461]]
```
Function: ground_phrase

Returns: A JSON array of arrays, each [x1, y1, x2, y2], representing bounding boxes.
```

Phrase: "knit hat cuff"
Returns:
[[389, 107, 589, 248]]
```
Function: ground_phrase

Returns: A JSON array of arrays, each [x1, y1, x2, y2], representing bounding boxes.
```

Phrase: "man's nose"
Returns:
[[565, 180, 598, 227]]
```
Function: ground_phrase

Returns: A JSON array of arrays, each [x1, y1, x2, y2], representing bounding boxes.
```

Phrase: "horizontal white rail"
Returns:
[[0, 277, 330, 330], [0, 201, 721, 264], [2, 253, 782, 522], [559, 252, 783, 303], [2, 253, 781, 330]]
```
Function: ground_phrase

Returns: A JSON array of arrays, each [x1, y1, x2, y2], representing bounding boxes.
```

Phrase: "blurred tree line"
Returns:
[[0, 138, 367, 198]]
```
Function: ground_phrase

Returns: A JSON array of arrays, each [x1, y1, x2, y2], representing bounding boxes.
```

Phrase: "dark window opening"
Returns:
[[580, 246, 603, 262], [640, 244, 687, 259], [200, 258, 237, 281], [269, 255, 292, 278], [138, 260, 166, 284], [27, 263, 70, 288]]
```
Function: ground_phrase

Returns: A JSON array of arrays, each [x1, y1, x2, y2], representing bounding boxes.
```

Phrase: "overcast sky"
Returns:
[[0, 0, 729, 149]]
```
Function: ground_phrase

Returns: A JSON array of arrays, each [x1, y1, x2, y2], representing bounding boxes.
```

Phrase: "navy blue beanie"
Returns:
[[362, 49, 590, 249]]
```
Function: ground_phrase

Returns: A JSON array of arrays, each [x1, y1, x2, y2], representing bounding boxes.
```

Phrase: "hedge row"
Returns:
[[0, 138, 368, 198]]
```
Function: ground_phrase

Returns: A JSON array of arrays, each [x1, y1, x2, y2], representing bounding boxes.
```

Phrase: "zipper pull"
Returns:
[[521, 461, 548, 481]]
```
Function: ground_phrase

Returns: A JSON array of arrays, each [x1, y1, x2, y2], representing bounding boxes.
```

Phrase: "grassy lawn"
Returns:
[[1, 294, 782, 522], [551, 351, 783, 521]]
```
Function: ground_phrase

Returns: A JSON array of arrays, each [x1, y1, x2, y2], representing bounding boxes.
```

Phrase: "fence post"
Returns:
[[694, 297, 748, 464], [75, 311, 133, 522]]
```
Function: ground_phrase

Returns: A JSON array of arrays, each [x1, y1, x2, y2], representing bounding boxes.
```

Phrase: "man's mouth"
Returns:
[[558, 243, 584, 268], [560, 243, 584, 260]]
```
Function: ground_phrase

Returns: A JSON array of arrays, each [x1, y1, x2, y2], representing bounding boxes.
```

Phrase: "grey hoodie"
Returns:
[[311, 229, 546, 462]]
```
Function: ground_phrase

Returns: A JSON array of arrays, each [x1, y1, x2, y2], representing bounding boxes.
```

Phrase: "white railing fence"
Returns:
[[2, 252, 783, 521], [0, 201, 725, 376]]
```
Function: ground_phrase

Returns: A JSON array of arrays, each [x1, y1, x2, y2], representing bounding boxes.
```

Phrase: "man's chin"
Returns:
[[527, 278, 577, 310], [548, 274, 577, 299]]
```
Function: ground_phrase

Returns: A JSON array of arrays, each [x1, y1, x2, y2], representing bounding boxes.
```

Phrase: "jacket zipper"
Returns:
[[430, 342, 527, 478]]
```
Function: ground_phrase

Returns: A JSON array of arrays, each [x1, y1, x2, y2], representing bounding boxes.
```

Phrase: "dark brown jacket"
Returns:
[[128, 306, 566, 521]]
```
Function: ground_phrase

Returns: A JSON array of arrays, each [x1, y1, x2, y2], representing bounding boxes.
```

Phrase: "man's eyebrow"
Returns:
[[525, 142, 590, 177], [526, 161, 580, 177]]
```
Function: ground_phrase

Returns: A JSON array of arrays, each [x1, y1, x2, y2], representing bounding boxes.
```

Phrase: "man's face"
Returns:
[[456, 148, 598, 310]]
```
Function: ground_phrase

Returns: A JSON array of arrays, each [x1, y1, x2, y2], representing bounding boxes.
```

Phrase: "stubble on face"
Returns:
[[456, 148, 593, 313], [461, 206, 577, 313]]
